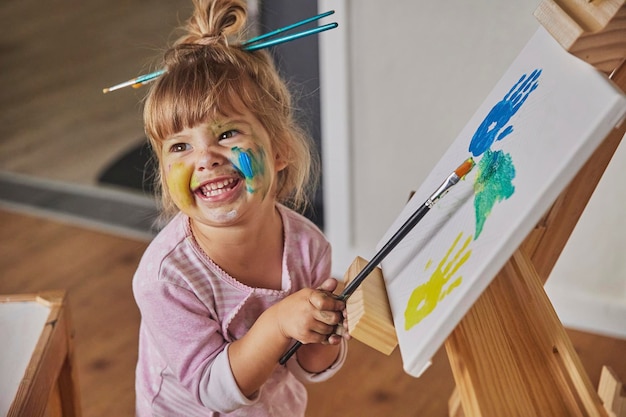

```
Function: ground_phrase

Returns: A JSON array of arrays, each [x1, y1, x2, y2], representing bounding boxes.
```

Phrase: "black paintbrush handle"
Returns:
[[279, 341, 303, 365], [339, 204, 430, 301], [278, 203, 430, 365]]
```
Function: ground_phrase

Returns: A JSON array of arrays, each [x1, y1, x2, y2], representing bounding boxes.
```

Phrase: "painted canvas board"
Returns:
[[378, 27, 626, 377]]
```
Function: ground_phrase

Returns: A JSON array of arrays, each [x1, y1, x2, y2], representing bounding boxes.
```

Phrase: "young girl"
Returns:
[[132, 0, 348, 415]]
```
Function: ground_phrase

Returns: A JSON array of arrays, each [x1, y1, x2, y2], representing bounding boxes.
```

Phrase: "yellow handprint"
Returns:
[[404, 232, 473, 330]]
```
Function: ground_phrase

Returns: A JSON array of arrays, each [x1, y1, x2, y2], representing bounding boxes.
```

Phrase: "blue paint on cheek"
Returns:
[[238, 152, 255, 179], [230, 147, 260, 194]]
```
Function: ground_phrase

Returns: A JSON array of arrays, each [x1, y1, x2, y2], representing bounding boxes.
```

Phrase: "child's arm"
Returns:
[[227, 278, 345, 398]]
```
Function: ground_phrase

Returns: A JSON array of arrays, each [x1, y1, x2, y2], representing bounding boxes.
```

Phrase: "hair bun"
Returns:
[[195, 33, 225, 47], [179, 0, 247, 47]]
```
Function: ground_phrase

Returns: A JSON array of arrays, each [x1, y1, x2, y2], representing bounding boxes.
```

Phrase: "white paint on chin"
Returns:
[[214, 209, 238, 222]]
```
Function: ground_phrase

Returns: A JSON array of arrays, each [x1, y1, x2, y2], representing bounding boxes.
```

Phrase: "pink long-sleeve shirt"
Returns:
[[133, 204, 347, 416]]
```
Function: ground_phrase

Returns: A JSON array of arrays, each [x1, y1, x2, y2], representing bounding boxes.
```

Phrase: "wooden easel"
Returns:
[[344, 1, 626, 416], [445, 1, 626, 416]]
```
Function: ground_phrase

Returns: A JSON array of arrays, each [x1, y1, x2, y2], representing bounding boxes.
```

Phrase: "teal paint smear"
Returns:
[[473, 150, 516, 239], [230, 147, 266, 193]]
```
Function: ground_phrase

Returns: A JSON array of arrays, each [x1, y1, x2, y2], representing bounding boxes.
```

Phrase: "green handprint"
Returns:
[[404, 232, 472, 330]]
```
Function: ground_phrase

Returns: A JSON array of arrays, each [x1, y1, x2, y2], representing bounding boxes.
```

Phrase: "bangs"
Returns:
[[144, 59, 259, 143]]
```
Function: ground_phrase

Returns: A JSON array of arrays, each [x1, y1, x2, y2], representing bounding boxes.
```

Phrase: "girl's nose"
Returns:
[[196, 147, 226, 171]]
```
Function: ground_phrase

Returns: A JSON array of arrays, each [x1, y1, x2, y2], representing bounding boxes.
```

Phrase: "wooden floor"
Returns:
[[1, 208, 625, 417]]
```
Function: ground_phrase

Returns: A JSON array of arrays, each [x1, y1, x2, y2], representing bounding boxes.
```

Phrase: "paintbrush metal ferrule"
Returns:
[[102, 69, 166, 94], [426, 173, 460, 208], [426, 157, 475, 208]]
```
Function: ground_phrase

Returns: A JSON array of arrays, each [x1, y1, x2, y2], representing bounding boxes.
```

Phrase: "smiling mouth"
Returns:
[[196, 177, 240, 198]]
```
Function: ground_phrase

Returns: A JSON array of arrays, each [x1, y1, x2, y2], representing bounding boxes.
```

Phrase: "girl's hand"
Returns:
[[317, 278, 351, 344], [275, 278, 346, 345]]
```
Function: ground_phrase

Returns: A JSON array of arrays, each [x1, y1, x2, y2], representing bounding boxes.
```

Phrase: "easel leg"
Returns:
[[445, 250, 608, 417]]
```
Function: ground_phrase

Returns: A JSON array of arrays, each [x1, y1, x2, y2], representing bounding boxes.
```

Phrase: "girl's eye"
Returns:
[[219, 130, 238, 141], [169, 143, 189, 153]]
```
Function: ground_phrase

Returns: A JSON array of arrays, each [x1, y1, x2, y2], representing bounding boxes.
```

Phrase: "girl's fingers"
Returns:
[[309, 320, 337, 336], [317, 278, 338, 292], [308, 291, 344, 313], [326, 334, 343, 345], [312, 308, 342, 326], [299, 325, 337, 344]]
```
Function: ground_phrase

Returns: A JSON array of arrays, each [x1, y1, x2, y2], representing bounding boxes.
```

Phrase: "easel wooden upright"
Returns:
[[444, 1, 626, 416]]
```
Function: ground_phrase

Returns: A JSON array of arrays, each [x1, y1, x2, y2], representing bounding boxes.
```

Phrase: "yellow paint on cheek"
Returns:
[[404, 231, 472, 331], [190, 173, 201, 190], [166, 162, 195, 209]]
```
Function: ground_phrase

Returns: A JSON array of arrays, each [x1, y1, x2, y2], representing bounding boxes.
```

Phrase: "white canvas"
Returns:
[[378, 27, 626, 377], [0, 301, 50, 416]]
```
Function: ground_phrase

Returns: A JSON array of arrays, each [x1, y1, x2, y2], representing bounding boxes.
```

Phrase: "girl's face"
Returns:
[[160, 108, 286, 227]]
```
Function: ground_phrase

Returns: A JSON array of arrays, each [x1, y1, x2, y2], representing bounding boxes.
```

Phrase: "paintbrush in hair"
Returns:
[[103, 11, 337, 93]]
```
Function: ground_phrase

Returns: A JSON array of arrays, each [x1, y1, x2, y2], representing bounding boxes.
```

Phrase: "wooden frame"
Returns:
[[2, 291, 81, 417]]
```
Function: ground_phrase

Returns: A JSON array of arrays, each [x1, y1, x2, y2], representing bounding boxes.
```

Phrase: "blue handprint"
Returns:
[[469, 69, 542, 157]]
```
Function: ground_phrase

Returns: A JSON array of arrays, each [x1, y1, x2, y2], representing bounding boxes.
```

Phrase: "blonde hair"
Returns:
[[144, 0, 318, 218]]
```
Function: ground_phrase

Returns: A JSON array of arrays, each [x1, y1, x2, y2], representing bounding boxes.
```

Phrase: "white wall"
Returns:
[[318, 0, 626, 338]]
